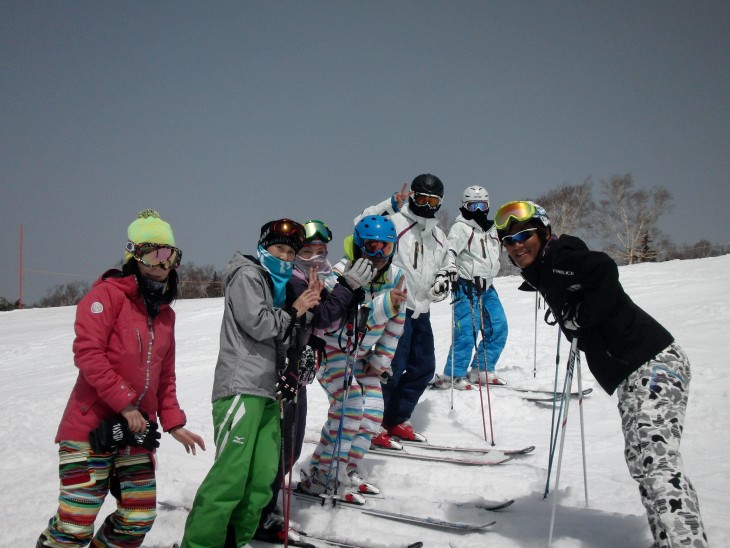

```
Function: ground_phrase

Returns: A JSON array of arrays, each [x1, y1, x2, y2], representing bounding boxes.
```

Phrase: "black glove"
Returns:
[[129, 419, 161, 451], [559, 301, 581, 337], [89, 417, 126, 453], [276, 361, 299, 402], [89, 414, 161, 453]]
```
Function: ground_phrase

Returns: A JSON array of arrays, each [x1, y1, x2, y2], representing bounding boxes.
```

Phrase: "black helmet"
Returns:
[[411, 174, 444, 198]]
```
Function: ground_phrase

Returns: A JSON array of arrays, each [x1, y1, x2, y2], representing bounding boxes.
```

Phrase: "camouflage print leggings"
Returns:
[[616, 343, 708, 547]]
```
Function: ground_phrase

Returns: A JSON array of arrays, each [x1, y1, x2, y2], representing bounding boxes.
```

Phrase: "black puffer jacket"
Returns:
[[519, 234, 673, 394]]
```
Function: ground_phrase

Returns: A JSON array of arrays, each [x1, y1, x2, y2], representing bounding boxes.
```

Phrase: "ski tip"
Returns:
[[407, 543, 424, 548]]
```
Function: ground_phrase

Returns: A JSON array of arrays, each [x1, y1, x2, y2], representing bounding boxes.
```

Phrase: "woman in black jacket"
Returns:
[[494, 200, 707, 548]]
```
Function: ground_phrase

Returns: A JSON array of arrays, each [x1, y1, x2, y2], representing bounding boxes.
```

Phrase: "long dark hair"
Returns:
[[122, 259, 179, 303]]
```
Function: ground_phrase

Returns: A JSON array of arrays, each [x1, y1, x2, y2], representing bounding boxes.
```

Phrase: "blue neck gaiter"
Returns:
[[257, 245, 294, 307]]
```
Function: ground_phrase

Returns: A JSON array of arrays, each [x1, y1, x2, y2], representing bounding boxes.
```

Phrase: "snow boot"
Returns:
[[386, 420, 427, 442], [371, 430, 403, 450], [433, 374, 471, 390], [298, 466, 333, 495], [254, 511, 306, 545], [347, 468, 380, 495]]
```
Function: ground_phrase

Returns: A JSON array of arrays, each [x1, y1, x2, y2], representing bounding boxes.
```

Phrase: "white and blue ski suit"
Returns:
[[442, 213, 507, 377]]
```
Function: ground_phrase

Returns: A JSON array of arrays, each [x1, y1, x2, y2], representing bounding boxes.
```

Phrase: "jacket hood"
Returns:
[[98, 269, 145, 302], [222, 252, 260, 287]]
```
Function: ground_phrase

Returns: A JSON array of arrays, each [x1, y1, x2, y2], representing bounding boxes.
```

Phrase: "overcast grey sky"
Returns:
[[2, 1, 729, 305]]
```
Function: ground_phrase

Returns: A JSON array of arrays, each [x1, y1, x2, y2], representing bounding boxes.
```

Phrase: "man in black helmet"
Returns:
[[355, 174, 450, 443]]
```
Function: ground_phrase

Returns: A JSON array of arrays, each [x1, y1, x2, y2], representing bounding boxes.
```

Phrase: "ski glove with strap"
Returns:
[[276, 359, 300, 402], [342, 258, 377, 290], [443, 265, 459, 283], [428, 271, 450, 302], [89, 414, 161, 453], [559, 301, 581, 337]]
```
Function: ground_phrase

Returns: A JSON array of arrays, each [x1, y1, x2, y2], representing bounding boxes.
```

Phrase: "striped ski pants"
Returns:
[[38, 441, 156, 547]]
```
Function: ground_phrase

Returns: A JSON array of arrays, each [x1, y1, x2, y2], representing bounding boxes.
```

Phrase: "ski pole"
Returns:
[[575, 350, 589, 508], [547, 336, 579, 547], [449, 287, 456, 410], [543, 329, 563, 499], [466, 285, 490, 443], [329, 300, 363, 503], [475, 283, 495, 446], [533, 292, 539, 378]]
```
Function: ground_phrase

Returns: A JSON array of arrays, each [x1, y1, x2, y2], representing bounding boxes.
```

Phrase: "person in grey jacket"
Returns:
[[181, 219, 321, 548]]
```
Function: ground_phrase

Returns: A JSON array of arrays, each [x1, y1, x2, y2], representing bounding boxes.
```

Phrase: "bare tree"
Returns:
[[663, 240, 730, 260], [535, 178, 594, 238], [0, 296, 18, 311], [38, 281, 91, 308], [177, 263, 222, 299], [596, 174, 673, 264]]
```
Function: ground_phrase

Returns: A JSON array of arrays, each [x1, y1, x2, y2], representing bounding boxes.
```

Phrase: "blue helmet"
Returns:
[[353, 215, 397, 258]]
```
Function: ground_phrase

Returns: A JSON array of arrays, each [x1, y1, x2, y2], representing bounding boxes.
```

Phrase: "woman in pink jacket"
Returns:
[[37, 210, 205, 548]]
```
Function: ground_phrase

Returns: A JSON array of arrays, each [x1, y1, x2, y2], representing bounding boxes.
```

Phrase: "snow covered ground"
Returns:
[[2, 255, 729, 547]]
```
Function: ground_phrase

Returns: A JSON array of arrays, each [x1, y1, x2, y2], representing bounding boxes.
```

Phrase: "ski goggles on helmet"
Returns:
[[494, 201, 537, 230], [501, 228, 538, 247], [361, 239, 396, 258], [412, 192, 442, 208], [303, 220, 333, 243], [464, 201, 489, 212], [127, 242, 182, 269]]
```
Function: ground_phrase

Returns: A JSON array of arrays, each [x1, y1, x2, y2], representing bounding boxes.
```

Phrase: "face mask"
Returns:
[[257, 245, 293, 306], [294, 254, 332, 278]]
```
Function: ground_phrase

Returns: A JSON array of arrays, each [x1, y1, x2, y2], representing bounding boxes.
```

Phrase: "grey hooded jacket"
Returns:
[[211, 252, 295, 402]]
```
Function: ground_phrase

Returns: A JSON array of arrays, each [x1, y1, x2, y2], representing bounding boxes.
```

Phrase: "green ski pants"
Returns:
[[181, 394, 281, 548]]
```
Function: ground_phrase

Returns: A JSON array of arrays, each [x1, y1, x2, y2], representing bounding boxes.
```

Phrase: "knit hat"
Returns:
[[258, 219, 305, 253], [124, 209, 176, 262]]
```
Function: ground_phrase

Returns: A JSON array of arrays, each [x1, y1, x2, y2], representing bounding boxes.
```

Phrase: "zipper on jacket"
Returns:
[[135, 316, 154, 409], [413, 241, 419, 269], [480, 238, 487, 259]]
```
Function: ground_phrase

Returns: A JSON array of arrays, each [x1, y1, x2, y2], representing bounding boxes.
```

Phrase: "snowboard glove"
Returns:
[[89, 414, 161, 453], [343, 258, 377, 290], [276, 360, 300, 402], [428, 271, 450, 302], [130, 418, 162, 451], [89, 417, 126, 453]]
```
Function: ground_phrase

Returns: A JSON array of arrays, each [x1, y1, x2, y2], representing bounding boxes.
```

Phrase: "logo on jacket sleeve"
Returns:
[[90, 302, 104, 314]]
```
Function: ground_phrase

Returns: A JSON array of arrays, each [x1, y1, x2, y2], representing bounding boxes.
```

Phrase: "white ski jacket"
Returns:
[[445, 214, 501, 286], [357, 197, 448, 318]]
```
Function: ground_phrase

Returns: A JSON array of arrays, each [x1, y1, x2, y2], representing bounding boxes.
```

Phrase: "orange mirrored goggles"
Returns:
[[494, 201, 537, 230], [127, 242, 182, 269], [412, 192, 442, 208]]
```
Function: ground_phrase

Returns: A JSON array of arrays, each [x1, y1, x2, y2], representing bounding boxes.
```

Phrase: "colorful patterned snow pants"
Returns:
[[38, 441, 156, 547], [616, 343, 708, 547], [310, 349, 383, 480]]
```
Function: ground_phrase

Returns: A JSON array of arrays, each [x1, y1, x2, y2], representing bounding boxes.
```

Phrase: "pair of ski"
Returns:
[[489, 384, 593, 402], [369, 439, 535, 466], [156, 501, 426, 548], [291, 488, 499, 534]]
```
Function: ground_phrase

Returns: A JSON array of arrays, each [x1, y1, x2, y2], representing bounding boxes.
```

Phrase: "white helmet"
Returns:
[[462, 186, 490, 210]]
